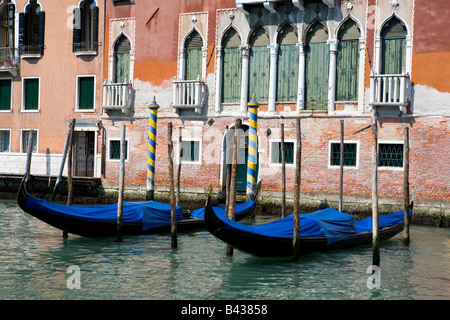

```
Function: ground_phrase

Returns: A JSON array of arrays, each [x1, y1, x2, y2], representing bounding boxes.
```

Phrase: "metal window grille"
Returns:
[[271, 141, 294, 164], [330, 142, 357, 166], [378, 143, 403, 167]]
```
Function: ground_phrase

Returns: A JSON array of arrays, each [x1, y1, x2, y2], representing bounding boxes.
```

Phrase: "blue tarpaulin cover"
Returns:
[[24, 196, 183, 231], [190, 200, 255, 219], [218, 207, 408, 245]]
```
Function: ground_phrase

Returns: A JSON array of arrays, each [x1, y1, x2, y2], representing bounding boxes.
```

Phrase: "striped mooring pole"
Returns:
[[146, 96, 160, 201], [246, 95, 260, 199]]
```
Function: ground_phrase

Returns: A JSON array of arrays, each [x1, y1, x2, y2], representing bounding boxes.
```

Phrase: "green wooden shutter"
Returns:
[[305, 24, 329, 110], [24, 79, 39, 110], [305, 42, 328, 110], [248, 46, 269, 102], [382, 38, 406, 74], [381, 18, 407, 74], [0, 79, 12, 110], [185, 31, 203, 81], [78, 77, 94, 109], [114, 35, 131, 83], [277, 44, 298, 102], [336, 40, 359, 101], [221, 28, 241, 103], [92, 6, 99, 51], [248, 27, 269, 102]]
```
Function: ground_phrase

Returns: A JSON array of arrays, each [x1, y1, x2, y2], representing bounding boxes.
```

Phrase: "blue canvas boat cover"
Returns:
[[24, 196, 183, 231], [219, 207, 356, 245], [190, 200, 255, 219], [355, 209, 411, 233]]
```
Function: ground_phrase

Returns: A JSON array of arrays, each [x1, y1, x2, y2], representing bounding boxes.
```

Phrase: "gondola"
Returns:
[[17, 176, 256, 238], [204, 196, 412, 257]]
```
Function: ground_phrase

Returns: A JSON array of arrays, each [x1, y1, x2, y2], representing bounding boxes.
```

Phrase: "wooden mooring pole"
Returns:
[[176, 126, 182, 207], [281, 123, 286, 218], [292, 118, 301, 261], [226, 119, 240, 256], [371, 111, 380, 267], [168, 123, 178, 249], [24, 129, 35, 184], [116, 125, 126, 242], [403, 126, 410, 246], [52, 132, 70, 202], [66, 119, 76, 207], [339, 120, 344, 212]]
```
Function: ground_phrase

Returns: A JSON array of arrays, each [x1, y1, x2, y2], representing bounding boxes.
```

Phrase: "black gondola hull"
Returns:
[[204, 197, 404, 257], [17, 178, 255, 238]]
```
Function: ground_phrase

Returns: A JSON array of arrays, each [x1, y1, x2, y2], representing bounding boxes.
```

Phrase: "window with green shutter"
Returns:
[[305, 23, 329, 110], [277, 24, 298, 103], [109, 140, 128, 160], [336, 20, 360, 102], [0, 79, 12, 110], [185, 31, 203, 81], [381, 18, 407, 75], [77, 76, 95, 110], [330, 142, 357, 167], [23, 78, 39, 110], [114, 35, 131, 83], [248, 27, 269, 102], [221, 28, 241, 104]]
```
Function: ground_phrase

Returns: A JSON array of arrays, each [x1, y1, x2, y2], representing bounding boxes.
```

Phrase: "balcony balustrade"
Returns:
[[0, 47, 19, 75], [172, 76, 205, 114], [102, 81, 133, 115], [369, 69, 410, 114]]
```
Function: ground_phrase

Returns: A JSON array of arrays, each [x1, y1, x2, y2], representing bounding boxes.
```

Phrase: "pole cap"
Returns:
[[248, 94, 259, 108], [148, 96, 160, 109]]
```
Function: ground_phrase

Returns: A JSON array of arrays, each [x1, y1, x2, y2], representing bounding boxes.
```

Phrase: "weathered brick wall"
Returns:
[[101, 115, 449, 203]]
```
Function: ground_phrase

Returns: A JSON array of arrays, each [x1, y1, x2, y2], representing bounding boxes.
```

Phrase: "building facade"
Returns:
[[0, 0, 105, 179], [1, 0, 448, 209]]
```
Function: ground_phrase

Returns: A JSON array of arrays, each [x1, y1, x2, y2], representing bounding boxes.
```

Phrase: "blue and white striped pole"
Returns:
[[147, 96, 160, 200], [247, 95, 259, 198]]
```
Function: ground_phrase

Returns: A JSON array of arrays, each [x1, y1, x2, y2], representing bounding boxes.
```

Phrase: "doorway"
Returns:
[[74, 131, 95, 177], [223, 124, 258, 192]]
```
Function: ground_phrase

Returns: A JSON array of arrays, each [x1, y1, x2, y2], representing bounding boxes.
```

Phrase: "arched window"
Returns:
[[305, 22, 328, 110], [221, 28, 241, 104], [248, 26, 269, 102], [381, 17, 406, 75], [184, 30, 203, 81], [0, 0, 15, 49], [73, 0, 99, 53], [336, 19, 360, 102], [19, 0, 45, 55], [276, 24, 298, 103], [114, 35, 131, 83]]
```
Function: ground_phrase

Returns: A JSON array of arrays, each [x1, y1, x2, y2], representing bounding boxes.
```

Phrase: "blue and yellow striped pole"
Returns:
[[247, 95, 259, 198], [146, 96, 160, 200]]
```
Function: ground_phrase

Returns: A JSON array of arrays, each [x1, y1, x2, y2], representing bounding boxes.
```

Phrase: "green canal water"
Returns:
[[0, 199, 449, 301]]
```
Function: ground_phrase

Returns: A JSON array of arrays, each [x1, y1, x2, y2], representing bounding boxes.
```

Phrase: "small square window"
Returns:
[[270, 141, 295, 165], [379, 143, 403, 167], [0, 130, 11, 152], [21, 130, 38, 153], [180, 140, 200, 163], [109, 140, 128, 160], [330, 142, 357, 167], [23, 78, 39, 110]]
